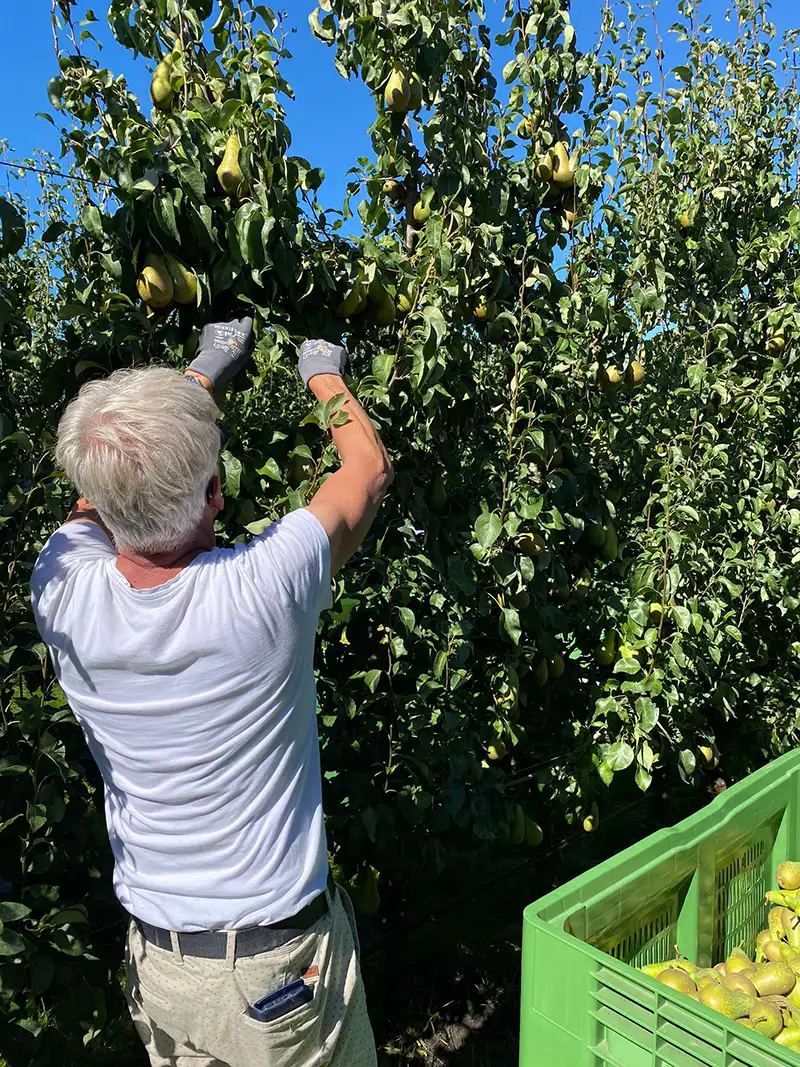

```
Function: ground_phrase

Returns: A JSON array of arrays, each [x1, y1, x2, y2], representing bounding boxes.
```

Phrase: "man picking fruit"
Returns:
[[31, 321, 392, 1067]]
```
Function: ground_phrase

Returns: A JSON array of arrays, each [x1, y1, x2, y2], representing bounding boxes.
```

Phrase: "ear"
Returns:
[[208, 471, 224, 514]]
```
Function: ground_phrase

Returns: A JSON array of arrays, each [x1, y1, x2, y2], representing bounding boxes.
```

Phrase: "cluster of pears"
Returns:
[[383, 66, 423, 114], [136, 253, 198, 311], [641, 862, 800, 1049], [598, 360, 645, 391], [585, 519, 619, 564], [535, 141, 576, 189], [335, 277, 398, 327], [381, 179, 433, 228]]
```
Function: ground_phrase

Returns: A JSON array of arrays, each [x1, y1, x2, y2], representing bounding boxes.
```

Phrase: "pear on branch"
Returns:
[[551, 141, 576, 187], [384, 68, 410, 113], [165, 255, 198, 306], [150, 55, 175, 112], [217, 133, 249, 199], [136, 254, 173, 309]]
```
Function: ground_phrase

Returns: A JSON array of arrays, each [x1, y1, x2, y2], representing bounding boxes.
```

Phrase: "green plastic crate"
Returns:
[[520, 749, 800, 1067]]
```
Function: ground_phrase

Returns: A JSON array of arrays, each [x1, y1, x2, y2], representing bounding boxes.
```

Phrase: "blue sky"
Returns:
[[0, 1, 795, 214]]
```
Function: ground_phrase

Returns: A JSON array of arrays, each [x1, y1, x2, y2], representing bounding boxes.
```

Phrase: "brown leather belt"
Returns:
[[135, 877, 334, 959]]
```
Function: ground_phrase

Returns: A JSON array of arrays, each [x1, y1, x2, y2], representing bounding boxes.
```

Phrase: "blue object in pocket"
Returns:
[[249, 979, 314, 1023]]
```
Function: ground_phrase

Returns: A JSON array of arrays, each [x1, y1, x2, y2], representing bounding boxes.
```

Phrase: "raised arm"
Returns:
[[297, 341, 393, 576]]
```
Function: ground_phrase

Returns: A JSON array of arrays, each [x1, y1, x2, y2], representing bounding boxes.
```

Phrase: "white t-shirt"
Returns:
[[30, 509, 333, 933]]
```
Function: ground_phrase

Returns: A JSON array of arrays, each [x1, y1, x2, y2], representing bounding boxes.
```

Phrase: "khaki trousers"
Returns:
[[125, 888, 377, 1067]]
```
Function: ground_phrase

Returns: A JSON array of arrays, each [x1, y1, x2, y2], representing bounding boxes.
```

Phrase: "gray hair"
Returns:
[[56, 367, 221, 553]]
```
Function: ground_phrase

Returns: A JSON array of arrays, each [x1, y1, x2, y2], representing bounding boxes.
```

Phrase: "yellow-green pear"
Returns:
[[601, 523, 619, 562], [626, 359, 645, 386], [724, 973, 758, 998], [535, 151, 554, 182], [778, 862, 800, 892], [750, 1001, 784, 1039], [136, 254, 173, 308], [699, 983, 753, 1019], [752, 962, 797, 997], [335, 283, 364, 318], [599, 365, 622, 391], [585, 521, 606, 548], [657, 969, 697, 996], [533, 658, 549, 688], [367, 279, 396, 327], [516, 532, 545, 558], [583, 802, 599, 833], [413, 200, 432, 225], [384, 68, 410, 112], [574, 569, 591, 599], [425, 473, 448, 513], [595, 631, 616, 667], [217, 133, 248, 199], [407, 72, 423, 112], [551, 141, 576, 186], [474, 299, 498, 322], [510, 804, 526, 845], [525, 816, 543, 846], [165, 255, 198, 306], [549, 653, 565, 679], [150, 56, 174, 111], [487, 740, 507, 761]]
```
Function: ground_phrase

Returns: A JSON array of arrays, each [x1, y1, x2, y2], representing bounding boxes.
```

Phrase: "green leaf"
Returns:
[[502, 59, 520, 84], [475, 512, 502, 549], [635, 698, 659, 733], [79, 204, 103, 240], [605, 741, 634, 771], [178, 165, 206, 200], [133, 168, 160, 193], [256, 457, 282, 481], [680, 749, 696, 775], [372, 352, 394, 384], [363, 669, 381, 693], [0, 197, 26, 256], [635, 764, 652, 792], [47, 905, 89, 926], [614, 657, 642, 675], [41, 221, 68, 244], [245, 517, 273, 536], [422, 306, 447, 345], [0, 758, 27, 776], [154, 194, 181, 244], [0, 902, 31, 922], [500, 606, 521, 645], [397, 607, 415, 633], [221, 451, 242, 498], [0, 928, 25, 956]]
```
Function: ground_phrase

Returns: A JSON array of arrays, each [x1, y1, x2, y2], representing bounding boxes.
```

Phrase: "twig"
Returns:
[[0, 160, 114, 190]]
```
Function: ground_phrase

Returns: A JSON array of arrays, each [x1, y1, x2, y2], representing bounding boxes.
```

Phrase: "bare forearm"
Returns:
[[309, 374, 392, 480]]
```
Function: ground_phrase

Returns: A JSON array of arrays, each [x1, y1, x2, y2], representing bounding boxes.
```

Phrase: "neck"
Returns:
[[116, 524, 214, 589]]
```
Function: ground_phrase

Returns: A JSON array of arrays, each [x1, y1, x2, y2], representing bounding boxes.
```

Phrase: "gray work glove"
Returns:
[[297, 339, 348, 386], [188, 317, 254, 390]]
